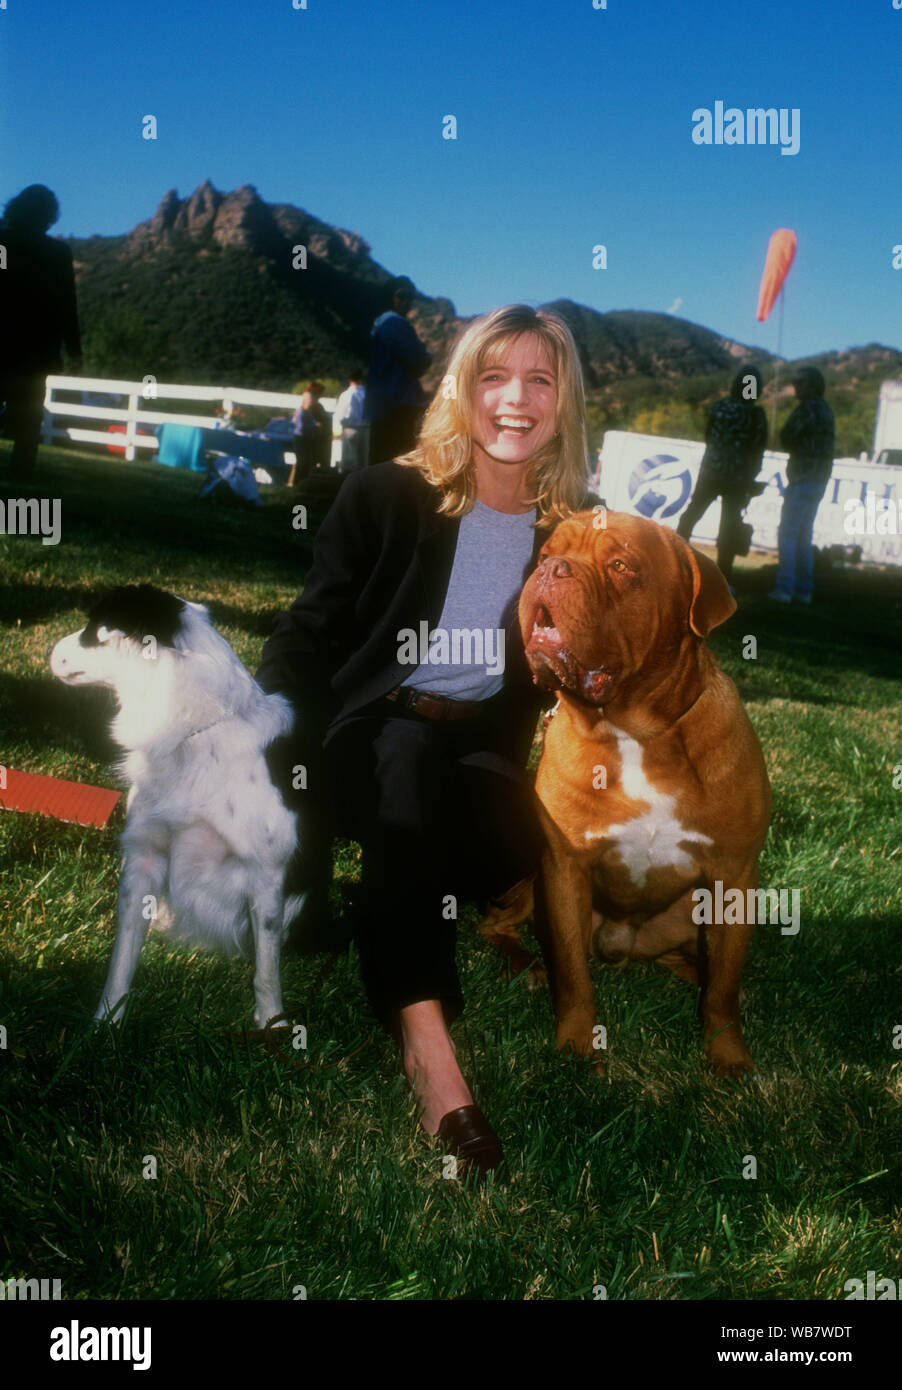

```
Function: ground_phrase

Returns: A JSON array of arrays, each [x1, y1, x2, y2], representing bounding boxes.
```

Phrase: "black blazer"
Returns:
[[256, 460, 594, 767]]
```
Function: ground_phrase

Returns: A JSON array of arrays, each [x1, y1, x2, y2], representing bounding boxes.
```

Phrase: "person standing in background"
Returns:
[[768, 366, 835, 604], [676, 364, 767, 590], [289, 389, 321, 487], [0, 184, 82, 480], [307, 381, 333, 470], [365, 276, 432, 465], [333, 369, 368, 473]]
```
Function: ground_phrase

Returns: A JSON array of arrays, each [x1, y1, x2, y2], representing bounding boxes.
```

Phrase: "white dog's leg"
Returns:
[[250, 893, 287, 1030], [95, 848, 167, 1024]]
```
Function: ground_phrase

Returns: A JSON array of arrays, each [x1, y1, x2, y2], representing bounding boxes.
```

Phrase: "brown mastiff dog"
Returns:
[[480, 508, 771, 1076]]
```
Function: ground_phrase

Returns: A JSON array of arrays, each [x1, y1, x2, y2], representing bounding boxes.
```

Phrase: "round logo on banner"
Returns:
[[627, 454, 692, 520]]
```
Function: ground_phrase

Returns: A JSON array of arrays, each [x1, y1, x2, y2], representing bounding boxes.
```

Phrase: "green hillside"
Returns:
[[66, 183, 902, 459]]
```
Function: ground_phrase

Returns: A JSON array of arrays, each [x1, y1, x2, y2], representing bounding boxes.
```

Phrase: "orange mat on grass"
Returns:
[[0, 768, 121, 828]]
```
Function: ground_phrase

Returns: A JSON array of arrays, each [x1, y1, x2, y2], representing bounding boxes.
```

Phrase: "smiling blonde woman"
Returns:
[[400, 304, 590, 520], [257, 304, 596, 1176]]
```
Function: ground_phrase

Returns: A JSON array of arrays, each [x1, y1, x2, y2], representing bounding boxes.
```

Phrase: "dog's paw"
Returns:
[[706, 1030, 755, 1078], [238, 1017, 293, 1048], [555, 1017, 596, 1060], [92, 1001, 126, 1027], [711, 1055, 756, 1079], [253, 1013, 292, 1032], [526, 961, 549, 991]]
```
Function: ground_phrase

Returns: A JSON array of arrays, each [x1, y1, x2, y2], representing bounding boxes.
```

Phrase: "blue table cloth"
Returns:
[[199, 428, 287, 471], [154, 423, 289, 473], [154, 423, 207, 471]]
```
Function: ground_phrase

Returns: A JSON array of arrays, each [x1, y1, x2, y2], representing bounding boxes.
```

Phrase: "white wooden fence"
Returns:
[[42, 374, 340, 464]]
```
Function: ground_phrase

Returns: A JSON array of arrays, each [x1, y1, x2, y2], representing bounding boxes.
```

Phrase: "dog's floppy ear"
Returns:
[[84, 585, 186, 649], [684, 542, 737, 635]]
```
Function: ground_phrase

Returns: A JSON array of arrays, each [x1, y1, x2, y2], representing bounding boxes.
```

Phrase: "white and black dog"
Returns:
[[50, 585, 308, 1029]]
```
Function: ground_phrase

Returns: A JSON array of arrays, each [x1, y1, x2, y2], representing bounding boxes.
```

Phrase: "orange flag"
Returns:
[[756, 229, 797, 321]]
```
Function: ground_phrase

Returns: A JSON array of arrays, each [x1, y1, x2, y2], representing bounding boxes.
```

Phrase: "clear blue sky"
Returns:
[[2, 0, 899, 361]]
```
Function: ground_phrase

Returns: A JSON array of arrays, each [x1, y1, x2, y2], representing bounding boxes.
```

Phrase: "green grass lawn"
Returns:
[[1, 443, 900, 1301]]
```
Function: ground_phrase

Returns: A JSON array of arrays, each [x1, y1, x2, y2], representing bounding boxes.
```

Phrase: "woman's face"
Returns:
[[470, 334, 558, 467]]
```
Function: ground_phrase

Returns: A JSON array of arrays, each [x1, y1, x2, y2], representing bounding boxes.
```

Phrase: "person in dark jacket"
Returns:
[[257, 304, 595, 1173], [288, 389, 322, 486], [364, 276, 432, 465], [676, 364, 767, 588], [307, 381, 333, 470], [768, 366, 835, 604], [0, 184, 82, 479]]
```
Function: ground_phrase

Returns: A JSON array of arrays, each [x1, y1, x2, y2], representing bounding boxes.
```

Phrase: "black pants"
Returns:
[[0, 372, 46, 480], [292, 435, 319, 483], [676, 469, 746, 582], [322, 698, 544, 1030]]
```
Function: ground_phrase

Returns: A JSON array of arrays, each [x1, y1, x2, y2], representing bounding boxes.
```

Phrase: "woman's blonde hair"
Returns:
[[396, 304, 590, 525]]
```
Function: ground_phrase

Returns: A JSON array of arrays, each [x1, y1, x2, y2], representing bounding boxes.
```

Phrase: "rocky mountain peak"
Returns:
[[132, 180, 279, 253]]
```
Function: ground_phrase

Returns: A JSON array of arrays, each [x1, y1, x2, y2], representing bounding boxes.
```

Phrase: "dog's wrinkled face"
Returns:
[[50, 585, 191, 690], [519, 510, 735, 705]]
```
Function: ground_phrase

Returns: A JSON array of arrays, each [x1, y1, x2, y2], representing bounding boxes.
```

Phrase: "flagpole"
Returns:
[[770, 287, 785, 448]]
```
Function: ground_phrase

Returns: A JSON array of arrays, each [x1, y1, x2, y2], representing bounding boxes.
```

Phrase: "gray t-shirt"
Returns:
[[399, 498, 537, 700]]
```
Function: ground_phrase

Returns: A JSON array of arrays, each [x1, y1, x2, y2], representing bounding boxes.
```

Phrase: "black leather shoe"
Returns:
[[437, 1104, 503, 1176]]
